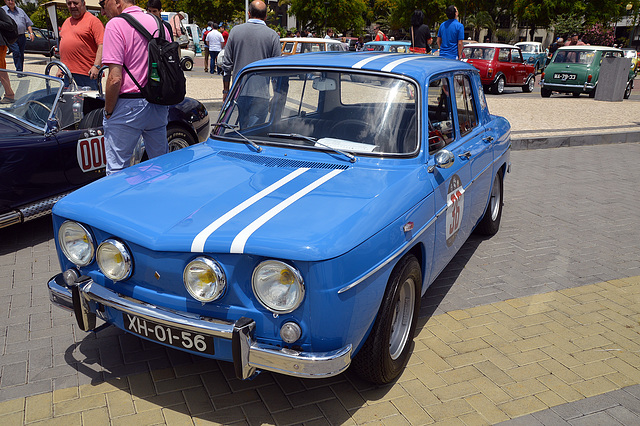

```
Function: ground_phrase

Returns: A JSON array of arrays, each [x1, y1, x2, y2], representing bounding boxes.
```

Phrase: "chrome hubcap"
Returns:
[[490, 173, 501, 221], [389, 277, 415, 360]]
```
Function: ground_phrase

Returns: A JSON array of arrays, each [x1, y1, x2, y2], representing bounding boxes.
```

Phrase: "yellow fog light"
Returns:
[[183, 257, 226, 302], [252, 260, 304, 313], [96, 239, 132, 281]]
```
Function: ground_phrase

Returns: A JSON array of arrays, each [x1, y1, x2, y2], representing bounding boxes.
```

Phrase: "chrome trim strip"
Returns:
[[191, 168, 309, 252], [230, 168, 345, 254], [47, 275, 352, 379]]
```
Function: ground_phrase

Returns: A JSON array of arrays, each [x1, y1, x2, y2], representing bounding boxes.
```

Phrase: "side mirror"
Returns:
[[45, 117, 60, 136], [428, 149, 454, 173]]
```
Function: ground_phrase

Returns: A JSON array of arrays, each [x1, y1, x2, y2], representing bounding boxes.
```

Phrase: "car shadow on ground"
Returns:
[[0, 215, 54, 256]]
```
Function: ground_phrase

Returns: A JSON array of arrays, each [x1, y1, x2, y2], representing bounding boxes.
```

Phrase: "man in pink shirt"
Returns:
[[101, 0, 171, 174]]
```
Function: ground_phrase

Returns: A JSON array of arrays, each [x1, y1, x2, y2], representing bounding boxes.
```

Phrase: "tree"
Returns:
[[288, 0, 367, 35], [466, 11, 495, 41], [551, 14, 583, 40], [512, 0, 554, 41]]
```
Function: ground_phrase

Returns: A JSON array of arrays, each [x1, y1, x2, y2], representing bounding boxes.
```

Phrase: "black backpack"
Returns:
[[117, 13, 186, 105], [0, 8, 18, 45]]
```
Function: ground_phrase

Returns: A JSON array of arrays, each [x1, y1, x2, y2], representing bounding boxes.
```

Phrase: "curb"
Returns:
[[511, 130, 640, 150]]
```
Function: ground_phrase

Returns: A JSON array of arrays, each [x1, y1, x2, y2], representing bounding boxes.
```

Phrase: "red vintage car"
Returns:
[[462, 43, 536, 94]]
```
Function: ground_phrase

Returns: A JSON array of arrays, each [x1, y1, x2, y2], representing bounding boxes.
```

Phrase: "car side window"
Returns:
[[498, 49, 510, 62], [282, 42, 294, 54], [428, 77, 454, 152], [453, 75, 478, 137], [511, 49, 523, 63]]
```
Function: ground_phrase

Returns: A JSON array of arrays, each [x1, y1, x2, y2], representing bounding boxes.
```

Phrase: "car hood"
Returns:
[[54, 143, 430, 261]]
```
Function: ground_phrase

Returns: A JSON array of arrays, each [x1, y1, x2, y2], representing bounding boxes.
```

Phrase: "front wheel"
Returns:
[[167, 126, 197, 152], [474, 169, 503, 236], [492, 76, 505, 94], [522, 76, 535, 93], [352, 254, 421, 385], [181, 57, 194, 72]]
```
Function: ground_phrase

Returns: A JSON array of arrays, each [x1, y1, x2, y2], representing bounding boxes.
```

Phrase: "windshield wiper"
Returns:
[[267, 132, 356, 163], [212, 122, 262, 153]]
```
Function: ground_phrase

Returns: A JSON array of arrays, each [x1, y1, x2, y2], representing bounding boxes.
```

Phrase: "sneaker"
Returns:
[[0, 96, 15, 104]]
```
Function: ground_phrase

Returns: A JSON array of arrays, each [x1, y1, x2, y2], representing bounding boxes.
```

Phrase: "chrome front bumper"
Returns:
[[48, 274, 352, 380]]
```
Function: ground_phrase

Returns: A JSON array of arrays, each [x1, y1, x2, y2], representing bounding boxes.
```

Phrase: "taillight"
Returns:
[[587, 74, 592, 82], [541, 72, 545, 79]]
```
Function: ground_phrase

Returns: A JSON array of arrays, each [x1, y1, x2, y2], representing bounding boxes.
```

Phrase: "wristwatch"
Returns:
[[104, 110, 112, 118], [222, 90, 229, 94]]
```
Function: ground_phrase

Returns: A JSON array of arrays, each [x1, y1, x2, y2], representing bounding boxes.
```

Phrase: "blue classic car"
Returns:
[[47, 52, 511, 384], [514, 41, 547, 73], [0, 63, 209, 228], [363, 40, 412, 53]]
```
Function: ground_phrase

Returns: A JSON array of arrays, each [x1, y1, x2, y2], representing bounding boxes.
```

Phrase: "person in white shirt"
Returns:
[[205, 22, 224, 75]]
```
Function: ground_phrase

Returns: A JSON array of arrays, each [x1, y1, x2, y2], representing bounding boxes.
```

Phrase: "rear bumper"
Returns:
[[540, 80, 595, 92], [48, 273, 352, 380]]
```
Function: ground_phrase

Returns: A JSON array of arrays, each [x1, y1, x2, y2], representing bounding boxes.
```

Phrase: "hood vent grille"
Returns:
[[218, 151, 349, 170]]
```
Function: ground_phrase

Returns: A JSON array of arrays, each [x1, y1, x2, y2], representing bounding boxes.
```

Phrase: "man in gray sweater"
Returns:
[[221, 0, 280, 127]]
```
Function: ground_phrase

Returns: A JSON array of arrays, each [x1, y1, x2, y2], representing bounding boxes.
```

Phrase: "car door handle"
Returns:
[[458, 151, 471, 160], [483, 136, 494, 144]]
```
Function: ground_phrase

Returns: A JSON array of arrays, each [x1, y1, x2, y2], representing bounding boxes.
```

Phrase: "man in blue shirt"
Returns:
[[2, 0, 34, 72], [437, 5, 464, 60]]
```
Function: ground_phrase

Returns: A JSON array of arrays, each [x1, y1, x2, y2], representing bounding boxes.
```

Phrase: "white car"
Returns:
[[181, 48, 195, 71]]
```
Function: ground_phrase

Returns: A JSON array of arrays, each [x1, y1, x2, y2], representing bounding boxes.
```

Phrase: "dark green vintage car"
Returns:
[[541, 45, 635, 99]]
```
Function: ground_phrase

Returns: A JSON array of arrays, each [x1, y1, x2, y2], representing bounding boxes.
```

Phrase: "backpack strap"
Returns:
[[114, 13, 165, 94]]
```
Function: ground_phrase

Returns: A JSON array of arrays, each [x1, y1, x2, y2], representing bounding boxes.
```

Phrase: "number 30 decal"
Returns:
[[446, 174, 464, 246]]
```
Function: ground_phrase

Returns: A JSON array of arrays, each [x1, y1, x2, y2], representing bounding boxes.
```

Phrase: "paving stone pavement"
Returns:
[[1, 142, 639, 424]]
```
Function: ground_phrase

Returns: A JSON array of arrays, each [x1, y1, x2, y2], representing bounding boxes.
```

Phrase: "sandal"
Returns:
[[0, 96, 15, 104]]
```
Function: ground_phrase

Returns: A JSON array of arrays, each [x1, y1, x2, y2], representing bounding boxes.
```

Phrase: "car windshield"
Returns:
[[462, 47, 495, 60], [0, 71, 63, 130], [623, 50, 636, 58], [553, 50, 596, 65], [517, 44, 536, 53], [215, 69, 418, 156]]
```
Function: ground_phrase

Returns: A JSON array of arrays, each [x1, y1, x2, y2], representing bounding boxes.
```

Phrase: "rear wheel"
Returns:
[[492, 76, 505, 94], [541, 88, 552, 97], [474, 169, 503, 236], [588, 87, 596, 98], [181, 57, 194, 72], [572, 92, 581, 97], [624, 81, 632, 99], [352, 254, 421, 385]]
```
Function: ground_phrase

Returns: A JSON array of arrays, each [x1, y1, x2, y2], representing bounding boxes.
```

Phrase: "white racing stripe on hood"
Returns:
[[352, 54, 389, 69], [230, 168, 345, 254], [381, 56, 423, 72], [191, 168, 309, 252]]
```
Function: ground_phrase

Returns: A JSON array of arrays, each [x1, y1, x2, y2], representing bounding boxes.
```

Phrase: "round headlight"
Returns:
[[252, 260, 304, 314], [96, 239, 132, 281], [183, 257, 226, 302], [58, 221, 94, 266]]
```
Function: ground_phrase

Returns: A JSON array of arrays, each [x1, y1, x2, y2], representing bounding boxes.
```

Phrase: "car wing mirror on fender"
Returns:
[[45, 117, 60, 136]]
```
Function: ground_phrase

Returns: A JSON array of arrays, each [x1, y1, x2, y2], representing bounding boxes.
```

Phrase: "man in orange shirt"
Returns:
[[58, 0, 104, 89]]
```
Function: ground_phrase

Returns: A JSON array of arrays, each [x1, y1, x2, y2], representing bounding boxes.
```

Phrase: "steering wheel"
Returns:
[[24, 100, 52, 113]]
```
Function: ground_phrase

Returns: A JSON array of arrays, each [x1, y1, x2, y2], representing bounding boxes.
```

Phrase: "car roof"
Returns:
[[515, 41, 542, 45], [244, 51, 477, 80], [464, 43, 518, 49], [281, 37, 343, 44], [364, 41, 411, 45], [557, 45, 622, 52]]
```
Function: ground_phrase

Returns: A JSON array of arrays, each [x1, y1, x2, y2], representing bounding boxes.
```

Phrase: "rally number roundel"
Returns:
[[445, 174, 464, 247]]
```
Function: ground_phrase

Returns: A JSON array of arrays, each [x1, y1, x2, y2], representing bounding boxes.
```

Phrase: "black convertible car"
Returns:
[[24, 28, 58, 58], [0, 62, 210, 228]]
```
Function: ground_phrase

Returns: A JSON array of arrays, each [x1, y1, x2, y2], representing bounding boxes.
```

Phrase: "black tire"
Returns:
[[167, 126, 197, 152], [624, 81, 632, 99], [181, 57, 194, 72], [491, 76, 505, 94], [352, 254, 421, 385], [78, 108, 104, 129], [522, 76, 535, 93], [474, 169, 503, 236], [588, 87, 596, 98], [483, 85, 490, 93], [541, 88, 552, 98]]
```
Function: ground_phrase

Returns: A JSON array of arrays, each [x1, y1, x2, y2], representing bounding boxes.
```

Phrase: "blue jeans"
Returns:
[[8, 34, 26, 72], [209, 51, 220, 74], [64, 73, 99, 90], [103, 98, 169, 175]]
